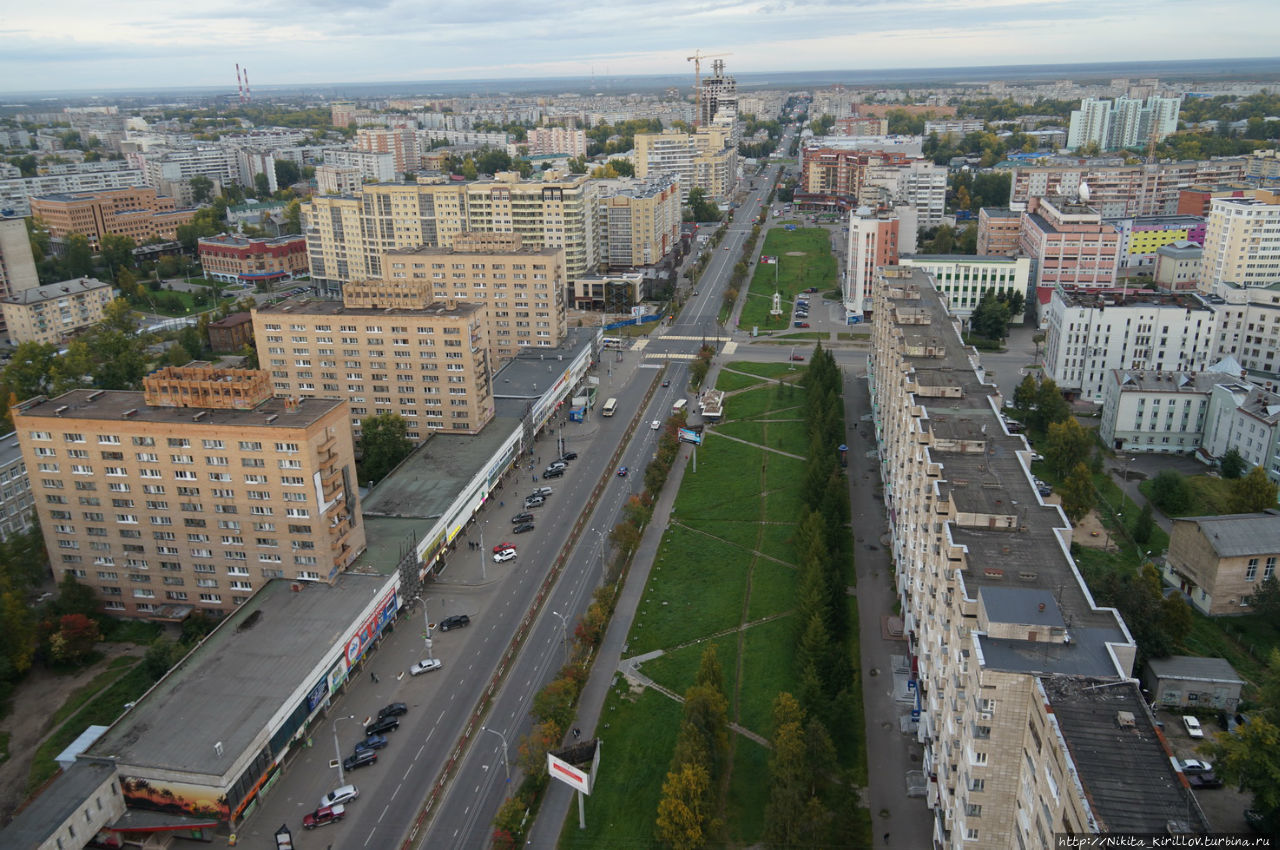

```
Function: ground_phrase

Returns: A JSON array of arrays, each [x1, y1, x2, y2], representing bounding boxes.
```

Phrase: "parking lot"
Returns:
[[1153, 708, 1251, 832]]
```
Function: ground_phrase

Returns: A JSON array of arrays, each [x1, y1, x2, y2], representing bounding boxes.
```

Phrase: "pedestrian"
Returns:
[[883, 833, 889, 845], [533, 474, 538, 482], [572, 727, 581, 739], [499, 501, 504, 508], [371, 672, 379, 684]]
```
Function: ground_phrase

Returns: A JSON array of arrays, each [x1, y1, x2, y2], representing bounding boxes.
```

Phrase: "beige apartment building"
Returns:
[[595, 175, 681, 270], [303, 173, 596, 292], [383, 232, 566, 362], [2, 277, 115, 345], [1198, 190, 1280, 293], [13, 367, 365, 620], [869, 266, 1204, 846], [633, 128, 737, 202], [253, 287, 494, 442]]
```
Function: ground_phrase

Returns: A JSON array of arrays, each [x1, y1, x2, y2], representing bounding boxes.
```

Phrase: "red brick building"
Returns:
[[799, 148, 912, 200], [198, 234, 308, 284]]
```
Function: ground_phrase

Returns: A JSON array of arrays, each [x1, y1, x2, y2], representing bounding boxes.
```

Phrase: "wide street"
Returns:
[[240, 141, 796, 848]]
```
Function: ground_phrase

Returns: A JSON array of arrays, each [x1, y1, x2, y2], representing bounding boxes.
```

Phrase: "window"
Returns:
[[1247, 558, 1259, 581]]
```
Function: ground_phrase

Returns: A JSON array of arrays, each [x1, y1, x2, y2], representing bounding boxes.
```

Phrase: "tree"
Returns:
[[283, 199, 302, 236], [1133, 502, 1155, 545], [1220, 447, 1247, 480], [1059, 462, 1096, 524], [49, 613, 101, 665], [968, 289, 1010, 339], [253, 172, 271, 198], [1044, 419, 1093, 479], [515, 718, 562, 778], [1149, 469, 1191, 514], [63, 234, 95, 278], [359, 413, 412, 484], [1246, 575, 1280, 622], [1012, 374, 1039, 411], [98, 234, 137, 275], [1232, 466, 1278, 513], [685, 188, 721, 223], [1204, 648, 1280, 832], [189, 176, 214, 204], [274, 159, 301, 188], [1032, 378, 1071, 430], [655, 762, 713, 850]]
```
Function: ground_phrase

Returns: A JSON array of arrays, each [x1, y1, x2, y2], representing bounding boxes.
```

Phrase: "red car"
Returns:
[[492, 542, 516, 553], [791, 354, 805, 361], [303, 804, 346, 829]]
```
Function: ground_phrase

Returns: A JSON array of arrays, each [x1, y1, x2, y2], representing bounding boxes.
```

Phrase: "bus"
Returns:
[[602, 337, 624, 350], [602, 397, 619, 417]]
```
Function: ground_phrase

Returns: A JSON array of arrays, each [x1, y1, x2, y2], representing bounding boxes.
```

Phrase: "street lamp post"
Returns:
[[481, 726, 511, 784], [593, 529, 607, 576], [550, 610, 570, 666], [412, 595, 433, 660], [479, 520, 487, 582], [332, 714, 356, 785]]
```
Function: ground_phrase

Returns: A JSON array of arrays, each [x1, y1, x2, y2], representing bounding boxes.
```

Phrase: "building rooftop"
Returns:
[[86, 576, 386, 778], [0, 759, 121, 848], [207, 311, 253, 329], [1146, 654, 1244, 685], [901, 253, 1024, 264], [0, 431, 24, 468], [1042, 677, 1209, 835], [254, 297, 484, 320], [1055, 289, 1212, 313], [1111, 370, 1226, 394], [881, 267, 1131, 677], [492, 327, 598, 401], [198, 233, 304, 248], [14, 387, 344, 429], [1157, 240, 1203, 257], [980, 207, 1021, 219], [1179, 511, 1280, 558], [1, 276, 111, 306]]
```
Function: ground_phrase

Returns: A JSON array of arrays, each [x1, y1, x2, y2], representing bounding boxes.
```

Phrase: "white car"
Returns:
[[319, 784, 359, 808], [1182, 715, 1204, 738], [651, 420, 661, 430], [410, 658, 443, 676], [493, 548, 517, 563]]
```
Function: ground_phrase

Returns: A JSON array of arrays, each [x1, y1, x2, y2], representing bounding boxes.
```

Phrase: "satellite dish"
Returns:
[[1079, 181, 1091, 202]]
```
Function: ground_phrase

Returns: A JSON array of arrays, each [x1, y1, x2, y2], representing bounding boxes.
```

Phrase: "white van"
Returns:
[[672, 399, 688, 415]]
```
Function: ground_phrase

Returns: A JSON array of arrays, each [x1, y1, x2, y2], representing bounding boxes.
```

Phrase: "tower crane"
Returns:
[[687, 50, 732, 126]]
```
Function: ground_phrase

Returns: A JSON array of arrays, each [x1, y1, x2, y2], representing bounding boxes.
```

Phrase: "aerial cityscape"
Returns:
[[1, 4, 1280, 849]]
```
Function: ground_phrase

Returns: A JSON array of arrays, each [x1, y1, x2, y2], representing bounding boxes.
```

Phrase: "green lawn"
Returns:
[[1137, 474, 1237, 517], [131, 289, 236, 318], [739, 228, 838, 331], [723, 382, 806, 421], [730, 362, 800, 380], [775, 331, 829, 340], [716, 370, 768, 392], [47, 655, 137, 732]]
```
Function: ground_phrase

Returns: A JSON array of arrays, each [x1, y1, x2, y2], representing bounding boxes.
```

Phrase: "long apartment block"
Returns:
[[13, 367, 365, 620], [868, 266, 1206, 847], [253, 290, 494, 442]]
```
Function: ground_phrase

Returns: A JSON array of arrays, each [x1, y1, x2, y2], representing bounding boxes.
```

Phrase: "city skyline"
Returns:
[[3, 0, 1278, 94]]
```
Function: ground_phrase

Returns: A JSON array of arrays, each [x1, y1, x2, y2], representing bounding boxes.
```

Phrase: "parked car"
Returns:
[[378, 702, 408, 719], [532, 487, 553, 497], [794, 322, 810, 328], [651, 420, 662, 430], [524, 495, 545, 508], [542, 466, 564, 479], [491, 541, 516, 553], [410, 658, 443, 675], [1188, 772, 1223, 789], [493, 548, 517, 563], [510, 512, 534, 524], [303, 804, 346, 829], [617, 466, 629, 477], [438, 614, 470, 632], [319, 785, 359, 808], [790, 354, 804, 362], [1180, 758, 1214, 775], [546, 460, 567, 472], [559, 451, 578, 461], [1182, 715, 1204, 738], [513, 522, 536, 534], [354, 734, 387, 752], [365, 716, 399, 736], [343, 750, 377, 771]]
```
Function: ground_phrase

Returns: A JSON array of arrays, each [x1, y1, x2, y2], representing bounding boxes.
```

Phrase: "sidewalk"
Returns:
[[845, 369, 934, 849]]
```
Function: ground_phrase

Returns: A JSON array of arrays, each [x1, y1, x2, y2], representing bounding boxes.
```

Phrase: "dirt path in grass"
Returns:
[[0, 643, 144, 824]]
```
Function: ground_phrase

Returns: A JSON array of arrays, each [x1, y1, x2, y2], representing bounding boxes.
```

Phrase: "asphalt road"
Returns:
[[244, 147, 793, 848]]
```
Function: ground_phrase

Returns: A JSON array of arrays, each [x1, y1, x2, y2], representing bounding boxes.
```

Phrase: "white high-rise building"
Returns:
[[1199, 194, 1280, 292], [1067, 95, 1182, 151]]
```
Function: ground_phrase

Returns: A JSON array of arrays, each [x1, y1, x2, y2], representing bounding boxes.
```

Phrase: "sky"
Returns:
[[2, 0, 1278, 94]]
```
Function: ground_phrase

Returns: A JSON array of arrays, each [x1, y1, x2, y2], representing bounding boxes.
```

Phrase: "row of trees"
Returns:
[[586, 118, 665, 157], [968, 288, 1026, 341], [1148, 465, 1279, 516]]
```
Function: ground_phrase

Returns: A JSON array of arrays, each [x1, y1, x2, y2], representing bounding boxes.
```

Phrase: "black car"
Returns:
[[354, 734, 388, 752], [543, 467, 564, 479], [560, 451, 578, 461], [439, 614, 471, 632], [378, 702, 408, 719], [510, 512, 534, 524], [513, 522, 535, 534], [365, 716, 399, 736], [662, 379, 671, 387], [343, 750, 377, 770], [1187, 773, 1223, 789]]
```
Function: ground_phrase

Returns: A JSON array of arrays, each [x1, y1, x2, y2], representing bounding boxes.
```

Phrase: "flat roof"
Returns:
[[882, 268, 1130, 677], [16, 388, 344, 430], [492, 327, 597, 400], [359, 411, 523, 521], [1043, 677, 1209, 835], [87, 575, 387, 777], [901, 253, 1024, 264], [0, 431, 24, 468], [255, 297, 484, 320], [1146, 654, 1244, 684], [0, 759, 118, 848]]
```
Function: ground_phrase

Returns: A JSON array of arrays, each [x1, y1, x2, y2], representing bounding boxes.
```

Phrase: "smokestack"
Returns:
[[244, 68, 251, 102], [236, 64, 244, 103]]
